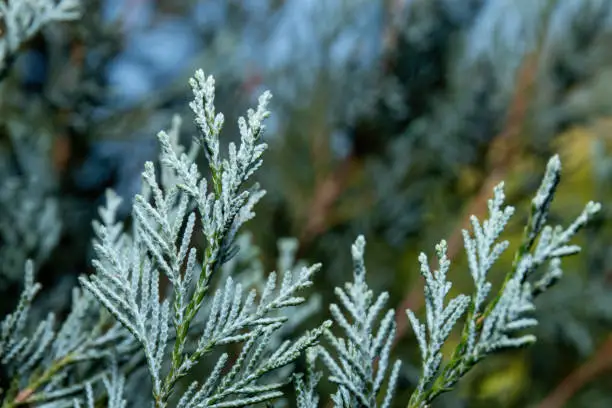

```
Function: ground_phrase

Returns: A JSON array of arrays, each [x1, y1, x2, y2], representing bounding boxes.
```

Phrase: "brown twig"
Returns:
[[297, 154, 359, 253], [536, 334, 612, 408], [536, 268, 612, 407]]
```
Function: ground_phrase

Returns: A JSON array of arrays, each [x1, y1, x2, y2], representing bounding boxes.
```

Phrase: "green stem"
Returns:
[[3, 354, 76, 408]]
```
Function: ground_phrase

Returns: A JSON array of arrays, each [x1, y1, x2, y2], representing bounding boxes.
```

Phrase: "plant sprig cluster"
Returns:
[[0, 66, 601, 408]]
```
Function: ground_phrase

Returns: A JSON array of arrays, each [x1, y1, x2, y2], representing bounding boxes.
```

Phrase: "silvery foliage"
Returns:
[[75, 362, 127, 408], [296, 156, 600, 408], [0, 0, 80, 74], [461, 0, 612, 96], [0, 127, 61, 287], [295, 236, 402, 408], [406, 156, 601, 408], [204, 233, 322, 359], [79, 69, 329, 407], [294, 348, 322, 408], [186, 232, 323, 408], [0, 68, 602, 408], [0, 0, 78, 286], [0, 174, 59, 286], [0, 261, 135, 407]]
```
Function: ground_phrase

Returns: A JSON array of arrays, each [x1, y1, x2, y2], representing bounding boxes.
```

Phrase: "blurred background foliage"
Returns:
[[2, 0, 612, 406]]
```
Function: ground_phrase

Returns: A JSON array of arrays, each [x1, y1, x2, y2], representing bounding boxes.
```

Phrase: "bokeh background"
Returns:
[[2, 0, 612, 407]]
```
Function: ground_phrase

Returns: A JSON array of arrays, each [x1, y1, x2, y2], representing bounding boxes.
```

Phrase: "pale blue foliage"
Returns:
[[294, 349, 322, 408], [407, 241, 470, 396], [0, 125, 61, 287], [80, 189, 171, 399], [75, 363, 126, 408], [79, 69, 329, 407], [0, 0, 80, 72], [1, 64, 602, 408], [313, 236, 401, 408], [461, 0, 612, 93], [0, 260, 135, 407], [406, 156, 601, 407]]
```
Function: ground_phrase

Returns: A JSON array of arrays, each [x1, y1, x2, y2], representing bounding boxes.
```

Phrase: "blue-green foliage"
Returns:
[[0, 70, 601, 408]]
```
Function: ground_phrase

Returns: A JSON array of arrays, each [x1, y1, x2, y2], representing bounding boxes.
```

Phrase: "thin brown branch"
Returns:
[[536, 334, 612, 408], [297, 154, 360, 256]]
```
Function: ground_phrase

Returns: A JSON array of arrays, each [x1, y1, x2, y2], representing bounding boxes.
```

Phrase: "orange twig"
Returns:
[[298, 155, 359, 252]]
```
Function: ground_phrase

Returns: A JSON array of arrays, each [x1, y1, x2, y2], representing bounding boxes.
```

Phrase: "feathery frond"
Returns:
[[318, 236, 401, 408], [0, 0, 80, 76], [0, 261, 135, 407], [80, 69, 328, 408], [406, 156, 601, 408]]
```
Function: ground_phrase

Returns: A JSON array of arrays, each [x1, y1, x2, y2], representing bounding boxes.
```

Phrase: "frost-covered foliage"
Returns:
[[294, 156, 599, 408], [318, 236, 401, 407], [406, 157, 601, 408], [78, 362, 127, 408], [0, 175, 59, 286], [79, 69, 329, 408], [295, 236, 402, 408], [0, 0, 80, 77], [0, 261, 135, 407], [294, 237, 402, 408], [0, 122, 61, 287], [0, 69, 601, 408]]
